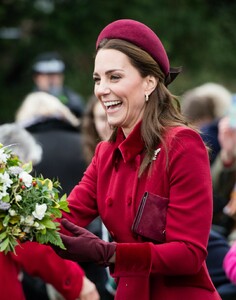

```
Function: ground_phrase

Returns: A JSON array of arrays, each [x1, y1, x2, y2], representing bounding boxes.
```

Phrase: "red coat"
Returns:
[[65, 123, 221, 300], [0, 242, 84, 300]]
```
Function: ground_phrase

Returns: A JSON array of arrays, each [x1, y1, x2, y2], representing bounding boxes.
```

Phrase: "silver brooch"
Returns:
[[152, 148, 161, 161]]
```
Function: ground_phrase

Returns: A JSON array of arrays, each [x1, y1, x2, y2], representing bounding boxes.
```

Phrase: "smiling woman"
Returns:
[[51, 19, 221, 300]]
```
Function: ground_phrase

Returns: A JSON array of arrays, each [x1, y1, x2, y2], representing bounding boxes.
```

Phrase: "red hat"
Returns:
[[96, 19, 170, 76]]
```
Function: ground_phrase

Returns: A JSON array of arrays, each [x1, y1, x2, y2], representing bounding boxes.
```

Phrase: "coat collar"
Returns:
[[113, 122, 145, 163]]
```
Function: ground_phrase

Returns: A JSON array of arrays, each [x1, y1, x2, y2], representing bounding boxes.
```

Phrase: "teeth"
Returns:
[[104, 100, 121, 107]]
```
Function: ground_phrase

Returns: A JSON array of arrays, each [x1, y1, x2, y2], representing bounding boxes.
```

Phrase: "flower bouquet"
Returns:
[[0, 143, 69, 254]]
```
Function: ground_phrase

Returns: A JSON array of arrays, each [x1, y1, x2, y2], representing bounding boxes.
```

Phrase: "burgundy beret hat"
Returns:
[[96, 19, 170, 76]]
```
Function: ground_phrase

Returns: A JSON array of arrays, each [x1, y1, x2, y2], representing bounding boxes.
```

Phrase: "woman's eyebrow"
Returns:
[[93, 69, 123, 77]]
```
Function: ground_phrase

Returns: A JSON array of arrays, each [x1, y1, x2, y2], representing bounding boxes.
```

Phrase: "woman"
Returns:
[[53, 19, 221, 300]]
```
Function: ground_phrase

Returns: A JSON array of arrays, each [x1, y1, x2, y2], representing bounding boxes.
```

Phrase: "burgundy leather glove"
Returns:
[[54, 219, 116, 267]]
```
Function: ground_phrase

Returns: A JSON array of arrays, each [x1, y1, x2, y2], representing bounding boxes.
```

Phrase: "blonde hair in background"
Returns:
[[181, 82, 232, 122], [15, 92, 80, 128], [0, 123, 42, 165]]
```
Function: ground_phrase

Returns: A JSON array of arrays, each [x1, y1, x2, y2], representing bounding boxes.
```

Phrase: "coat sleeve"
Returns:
[[114, 128, 213, 277], [11, 242, 84, 300]]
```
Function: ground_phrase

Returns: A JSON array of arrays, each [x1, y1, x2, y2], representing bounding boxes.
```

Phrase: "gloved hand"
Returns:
[[53, 219, 116, 267]]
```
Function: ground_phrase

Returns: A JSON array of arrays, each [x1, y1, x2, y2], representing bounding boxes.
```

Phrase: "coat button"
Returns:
[[65, 278, 71, 286], [127, 197, 132, 206], [106, 197, 113, 207]]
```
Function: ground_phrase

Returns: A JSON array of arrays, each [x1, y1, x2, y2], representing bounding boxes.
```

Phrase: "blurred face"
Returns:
[[93, 100, 112, 141], [33, 73, 64, 92], [93, 49, 155, 137]]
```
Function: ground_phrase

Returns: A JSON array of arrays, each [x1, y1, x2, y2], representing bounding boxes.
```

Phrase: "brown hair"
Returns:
[[97, 39, 191, 175]]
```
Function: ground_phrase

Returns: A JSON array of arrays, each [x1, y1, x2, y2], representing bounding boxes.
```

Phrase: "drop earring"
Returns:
[[145, 94, 149, 102]]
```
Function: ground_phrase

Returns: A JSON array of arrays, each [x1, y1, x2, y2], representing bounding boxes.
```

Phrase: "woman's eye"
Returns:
[[93, 77, 100, 84], [110, 74, 120, 81]]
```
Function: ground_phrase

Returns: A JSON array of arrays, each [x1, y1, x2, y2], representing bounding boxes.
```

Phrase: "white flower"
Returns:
[[19, 171, 32, 187], [33, 222, 45, 230], [15, 195, 22, 202], [32, 203, 47, 220], [23, 227, 30, 233], [0, 172, 13, 188], [33, 222, 40, 228], [36, 223, 46, 230], [24, 215, 34, 226], [8, 166, 23, 175], [9, 209, 17, 216], [0, 191, 8, 201], [0, 149, 9, 164]]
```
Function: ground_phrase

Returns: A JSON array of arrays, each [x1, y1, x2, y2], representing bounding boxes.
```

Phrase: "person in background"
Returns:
[[207, 229, 236, 300], [0, 123, 42, 166], [81, 95, 112, 164], [224, 240, 236, 290], [0, 123, 99, 300], [216, 108, 236, 297], [181, 84, 234, 238], [15, 91, 87, 196], [181, 82, 232, 164], [31, 51, 84, 118], [80, 95, 116, 299], [52, 19, 221, 300], [211, 115, 236, 241]]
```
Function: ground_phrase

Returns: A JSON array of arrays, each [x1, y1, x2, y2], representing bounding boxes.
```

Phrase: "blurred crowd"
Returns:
[[1, 50, 236, 300]]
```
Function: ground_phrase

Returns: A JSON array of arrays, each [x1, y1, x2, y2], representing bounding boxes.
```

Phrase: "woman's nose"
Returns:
[[95, 81, 111, 96]]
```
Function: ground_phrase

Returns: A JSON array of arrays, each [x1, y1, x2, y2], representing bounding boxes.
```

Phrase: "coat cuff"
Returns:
[[113, 243, 152, 277]]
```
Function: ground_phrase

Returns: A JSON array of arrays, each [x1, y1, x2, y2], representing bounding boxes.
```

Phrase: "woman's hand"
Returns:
[[54, 219, 116, 267], [77, 277, 100, 300]]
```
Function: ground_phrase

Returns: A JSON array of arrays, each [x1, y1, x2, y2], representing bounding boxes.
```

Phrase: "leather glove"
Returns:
[[53, 219, 116, 267]]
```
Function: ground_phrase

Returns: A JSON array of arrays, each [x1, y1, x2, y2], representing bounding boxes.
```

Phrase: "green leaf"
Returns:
[[0, 212, 7, 218], [1, 195, 10, 202], [9, 216, 20, 224], [40, 218, 56, 229], [36, 229, 66, 250], [22, 161, 32, 173], [3, 215, 10, 227], [59, 199, 70, 213], [0, 237, 9, 252], [49, 207, 62, 218], [0, 231, 7, 241], [60, 194, 67, 202]]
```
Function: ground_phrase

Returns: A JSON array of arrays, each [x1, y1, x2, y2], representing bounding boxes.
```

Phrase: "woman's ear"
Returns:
[[145, 75, 158, 96]]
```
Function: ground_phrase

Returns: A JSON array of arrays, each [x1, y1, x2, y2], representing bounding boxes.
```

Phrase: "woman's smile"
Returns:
[[103, 100, 122, 112]]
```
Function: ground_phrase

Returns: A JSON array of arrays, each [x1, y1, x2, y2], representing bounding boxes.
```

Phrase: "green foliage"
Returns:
[[0, 144, 69, 254], [36, 228, 66, 250], [0, 0, 236, 122]]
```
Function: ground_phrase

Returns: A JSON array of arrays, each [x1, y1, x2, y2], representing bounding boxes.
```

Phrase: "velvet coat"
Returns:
[[64, 123, 221, 300], [0, 242, 84, 300]]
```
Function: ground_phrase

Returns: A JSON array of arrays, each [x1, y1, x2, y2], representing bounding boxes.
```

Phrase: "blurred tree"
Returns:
[[0, 0, 235, 122]]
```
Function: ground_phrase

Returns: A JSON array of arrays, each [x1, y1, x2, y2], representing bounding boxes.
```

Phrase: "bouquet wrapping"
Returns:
[[0, 143, 69, 254]]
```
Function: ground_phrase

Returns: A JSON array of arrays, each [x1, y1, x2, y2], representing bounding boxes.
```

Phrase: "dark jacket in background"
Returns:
[[26, 118, 86, 195], [207, 229, 236, 300]]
